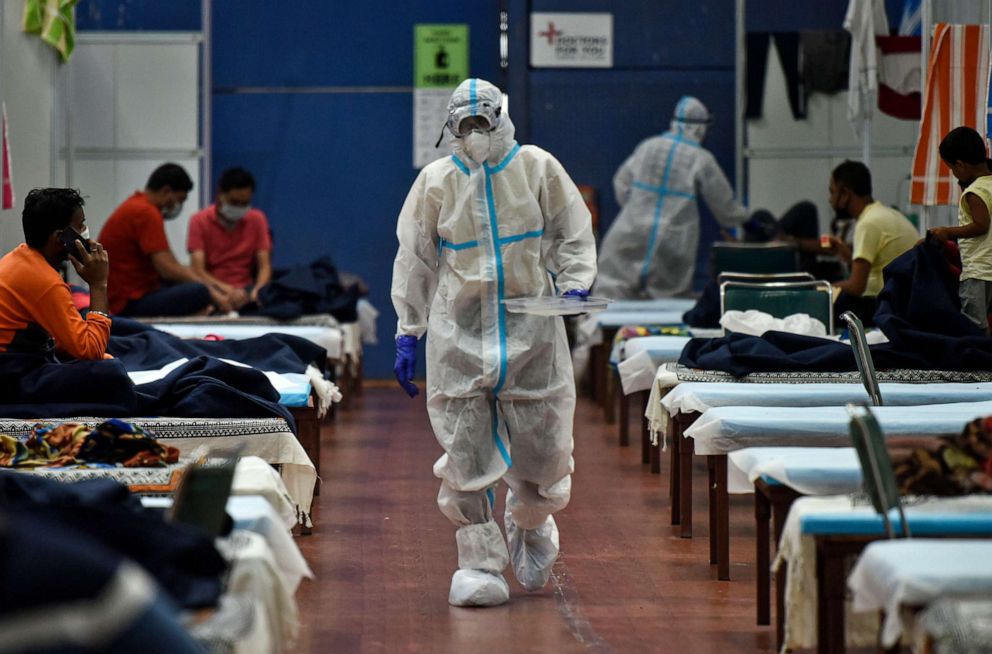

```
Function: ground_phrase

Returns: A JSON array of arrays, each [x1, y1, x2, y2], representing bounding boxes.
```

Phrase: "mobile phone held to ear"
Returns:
[[59, 226, 91, 255]]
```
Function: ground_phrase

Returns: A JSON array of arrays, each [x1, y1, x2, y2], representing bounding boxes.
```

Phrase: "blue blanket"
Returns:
[[679, 242, 992, 376], [0, 324, 327, 427], [0, 472, 226, 609], [242, 256, 361, 322]]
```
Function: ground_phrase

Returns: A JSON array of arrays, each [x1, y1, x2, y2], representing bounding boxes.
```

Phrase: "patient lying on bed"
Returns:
[[0, 188, 111, 361]]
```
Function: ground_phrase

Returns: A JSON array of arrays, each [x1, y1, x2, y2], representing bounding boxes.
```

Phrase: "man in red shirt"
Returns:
[[188, 167, 272, 307], [0, 187, 110, 360], [99, 163, 242, 316]]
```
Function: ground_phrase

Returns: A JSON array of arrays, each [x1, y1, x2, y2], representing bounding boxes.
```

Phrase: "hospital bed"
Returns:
[[777, 497, 992, 653], [0, 416, 318, 530], [848, 541, 992, 651], [139, 312, 364, 409], [144, 493, 313, 650], [610, 274, 832, 448], [126, 359, 329, 497], [587, 307, 688, 423], [610, 335, 692, 452], [678, 399, 992, 580]]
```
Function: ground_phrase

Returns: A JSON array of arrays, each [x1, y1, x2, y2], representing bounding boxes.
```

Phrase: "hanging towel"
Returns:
[[1, 104, 13, 211], [876, 35, 921, 120], [844, 0, 889, 137], [22, 0, 78, 62], [910, 24, 992, 206]]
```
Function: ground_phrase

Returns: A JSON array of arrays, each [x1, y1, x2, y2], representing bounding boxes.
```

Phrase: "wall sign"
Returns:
[[530, 12, 613, 68], [413, 24, 468, 169]]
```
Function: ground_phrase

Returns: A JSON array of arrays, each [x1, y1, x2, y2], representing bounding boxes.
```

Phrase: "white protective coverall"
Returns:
[[593, 96, 748, 298], [391, 79, 597, 606]]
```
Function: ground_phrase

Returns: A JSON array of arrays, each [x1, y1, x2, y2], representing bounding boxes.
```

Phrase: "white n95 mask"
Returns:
[[463, 131, 492, 163]]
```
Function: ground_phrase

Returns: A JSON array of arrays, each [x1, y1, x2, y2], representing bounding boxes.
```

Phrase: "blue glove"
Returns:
[[562, 289, 590, 301], [394, 335, 419, 398]]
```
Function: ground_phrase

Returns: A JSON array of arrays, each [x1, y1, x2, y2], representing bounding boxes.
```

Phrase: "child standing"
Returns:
[[931, 126, 992, 332]]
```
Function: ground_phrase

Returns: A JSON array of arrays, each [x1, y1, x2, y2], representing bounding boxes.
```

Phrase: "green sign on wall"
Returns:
[[414, 24, 469, 89]]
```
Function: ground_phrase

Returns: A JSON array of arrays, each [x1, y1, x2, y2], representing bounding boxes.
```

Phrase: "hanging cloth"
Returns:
[[801, 31, 851, 95], [22, 0, 79, 62], [898, 0, 922, 36], [910, 24, 992, 206], [844, 0, 889, 137], [875, 35, 921, 120], [745, 33, 806, 120], [1, 104, 13, 211]]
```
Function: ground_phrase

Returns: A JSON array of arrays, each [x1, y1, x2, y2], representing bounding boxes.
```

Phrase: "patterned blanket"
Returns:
[[0, 419, 179, 468], [674, 363, 992, 384]]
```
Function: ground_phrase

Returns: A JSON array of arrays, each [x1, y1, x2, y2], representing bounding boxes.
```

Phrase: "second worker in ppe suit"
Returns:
[[391, 79, 597, 607], [593, 96, 748, 298]]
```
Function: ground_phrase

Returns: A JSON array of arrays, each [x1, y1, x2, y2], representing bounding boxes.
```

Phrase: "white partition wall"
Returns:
[[57, 32, 206, 267], [746, 40, 920, 232]]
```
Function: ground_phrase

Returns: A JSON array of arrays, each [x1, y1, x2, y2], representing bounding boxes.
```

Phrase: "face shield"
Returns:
[[447, 104, 502, 137], [435, 78, 505, 147], [670, 96, 711, 143]]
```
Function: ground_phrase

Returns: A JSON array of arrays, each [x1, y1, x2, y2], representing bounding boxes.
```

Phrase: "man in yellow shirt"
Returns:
[[825, 161, 919, 324]]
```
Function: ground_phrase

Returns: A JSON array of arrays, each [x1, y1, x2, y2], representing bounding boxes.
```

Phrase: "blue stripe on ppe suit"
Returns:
[[391, 78, 597, 601]]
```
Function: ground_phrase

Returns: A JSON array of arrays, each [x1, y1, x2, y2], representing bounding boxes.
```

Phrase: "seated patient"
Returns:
[[99, 163, 242, 317], [0, 188, 111, 360], [188, 166, 272, 308], [824, 161, 918, 325]]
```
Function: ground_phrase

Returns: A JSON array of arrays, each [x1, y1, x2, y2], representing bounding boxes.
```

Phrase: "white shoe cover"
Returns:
[[454, 521, 509, 572], [505, 512, 560, 592], [448, 569, 510, 607]]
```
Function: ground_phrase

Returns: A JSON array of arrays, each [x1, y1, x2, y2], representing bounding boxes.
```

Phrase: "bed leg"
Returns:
[[755, 489, 771, 625]]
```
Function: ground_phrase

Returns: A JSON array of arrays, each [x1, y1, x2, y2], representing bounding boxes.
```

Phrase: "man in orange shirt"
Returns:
[[188, 167, 272, 308], [0, 188, 111, 360], [99, 163, 243, 316]]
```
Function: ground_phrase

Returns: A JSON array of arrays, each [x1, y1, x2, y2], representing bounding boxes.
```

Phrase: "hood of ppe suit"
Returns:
[[669, 95, 710, 143], [447, 78, 517, 166]]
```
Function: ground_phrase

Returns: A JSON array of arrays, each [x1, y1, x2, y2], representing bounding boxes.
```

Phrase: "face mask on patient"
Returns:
[[219, 203, 250, 222]]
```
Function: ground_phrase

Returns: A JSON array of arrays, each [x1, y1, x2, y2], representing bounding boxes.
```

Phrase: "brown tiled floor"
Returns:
[[293, 388, 775, 653]]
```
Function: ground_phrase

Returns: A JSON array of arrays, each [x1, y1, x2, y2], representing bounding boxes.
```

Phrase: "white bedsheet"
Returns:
[[849, 539, 992, 647], [151, 323, 342, 360], [154, 427, 316, 527], [142, 492, 312, 593], [594, 309, 686, 328], [727, 447, 862, 495], [606, 298, 697, 312], [614, 336, 693, 394], [663, 381, 992, 417], [684, 400, 992, 455]]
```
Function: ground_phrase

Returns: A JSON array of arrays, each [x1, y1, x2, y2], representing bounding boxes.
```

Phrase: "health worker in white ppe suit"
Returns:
[[390, 78, 597, 607], [593, 96, 748, 298]]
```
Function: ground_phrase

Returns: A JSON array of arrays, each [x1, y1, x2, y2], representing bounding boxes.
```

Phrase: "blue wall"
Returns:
[[78, 0, 864, 378], [517, 0, 738, 293]]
